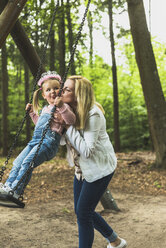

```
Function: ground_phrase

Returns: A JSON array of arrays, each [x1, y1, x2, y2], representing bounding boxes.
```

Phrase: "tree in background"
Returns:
[[108, 0, 120, 152], [58, 0, 66, 77], [1, 42, 8, 156], [0, 0, 165, 157], [66, 0, 76, 75], [127, 0, 166, 168]]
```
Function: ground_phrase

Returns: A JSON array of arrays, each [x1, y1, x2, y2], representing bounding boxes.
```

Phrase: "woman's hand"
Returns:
[[54, 96, 63, 108], [26, 103, 33, 113]]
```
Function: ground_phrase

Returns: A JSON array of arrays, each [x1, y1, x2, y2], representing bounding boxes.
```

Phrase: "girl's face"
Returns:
[[42, 80, 60, 105], [62, 79, 76, 108]]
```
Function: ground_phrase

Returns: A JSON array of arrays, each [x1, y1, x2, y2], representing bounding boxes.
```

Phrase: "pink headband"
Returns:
[[37, 72, 62, 87]]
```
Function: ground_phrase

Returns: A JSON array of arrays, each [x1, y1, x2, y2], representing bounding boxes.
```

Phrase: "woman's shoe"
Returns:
[[107, 238, 127, 248]]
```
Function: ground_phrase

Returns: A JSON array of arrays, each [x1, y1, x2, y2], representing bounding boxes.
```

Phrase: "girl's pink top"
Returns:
[[29, 103, 75, 135]]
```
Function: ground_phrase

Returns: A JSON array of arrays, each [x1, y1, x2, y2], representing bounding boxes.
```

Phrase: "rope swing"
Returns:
[[0, 0, 91, 208], [149, 0, 151, 34]]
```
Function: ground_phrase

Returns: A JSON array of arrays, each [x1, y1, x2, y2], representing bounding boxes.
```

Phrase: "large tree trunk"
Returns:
[[1, 42, 8, 156], [108, 0, 120, 152], [127, 0, 166, 168], [0, 1, 45, 78], [11, 20, 45, 78], [0, 0, 28, 48]]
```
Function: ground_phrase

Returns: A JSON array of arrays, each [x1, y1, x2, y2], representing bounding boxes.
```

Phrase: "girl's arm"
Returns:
[[54, 97, 76, 125], [58, 104, 76, 125], [26, 103, 39, 125], [29, 112, 39, 125]]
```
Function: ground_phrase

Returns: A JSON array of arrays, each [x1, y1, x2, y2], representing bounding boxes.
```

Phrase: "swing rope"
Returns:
[[149, 0, 151, 34], [1, 0, 91, 200]]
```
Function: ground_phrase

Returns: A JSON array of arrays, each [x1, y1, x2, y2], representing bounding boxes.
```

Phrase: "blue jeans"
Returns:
[[74, 172, 117, 248], [5, 113, 61, 195]]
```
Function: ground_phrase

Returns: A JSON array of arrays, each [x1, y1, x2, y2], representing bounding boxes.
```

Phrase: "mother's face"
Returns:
[[62, 79, 76, 108]]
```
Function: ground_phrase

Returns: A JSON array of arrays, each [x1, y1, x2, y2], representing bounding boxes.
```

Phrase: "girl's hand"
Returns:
[[26, 103, 33, 113], [53, 112, 70, 129], [53, 112, 65, 125], [54, 96, 63, 108]]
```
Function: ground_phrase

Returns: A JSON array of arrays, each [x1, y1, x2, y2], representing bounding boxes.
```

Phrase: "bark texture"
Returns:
[[127, 0, 166, 168], [0, 0, 27, 48]]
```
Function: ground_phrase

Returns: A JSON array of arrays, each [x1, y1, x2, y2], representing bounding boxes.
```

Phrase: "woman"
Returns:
[[60, 75, 127, 248]]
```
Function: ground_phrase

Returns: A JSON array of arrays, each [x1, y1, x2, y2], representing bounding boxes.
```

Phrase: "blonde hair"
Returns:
[[32, 88, 41, 114], [68, 75, 104, 129], [33, 78, 60, 114]]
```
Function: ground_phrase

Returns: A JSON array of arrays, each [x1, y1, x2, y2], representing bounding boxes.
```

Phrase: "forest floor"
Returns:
[[0, 151, 166, 248]]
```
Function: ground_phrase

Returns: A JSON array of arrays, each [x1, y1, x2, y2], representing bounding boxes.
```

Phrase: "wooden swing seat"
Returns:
[[0, 193, 25, 208]]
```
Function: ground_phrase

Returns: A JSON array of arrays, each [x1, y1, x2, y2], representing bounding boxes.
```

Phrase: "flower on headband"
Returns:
[[37, 71, 62, 87]]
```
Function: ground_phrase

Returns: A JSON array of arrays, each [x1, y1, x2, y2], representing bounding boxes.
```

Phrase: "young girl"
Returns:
[[0, 71, 76, 199]]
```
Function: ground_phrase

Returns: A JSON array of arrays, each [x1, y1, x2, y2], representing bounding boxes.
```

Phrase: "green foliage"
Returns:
[[82, 55, 114, 132], [82, 53, 151, 150], [0, 0, 166, 155]]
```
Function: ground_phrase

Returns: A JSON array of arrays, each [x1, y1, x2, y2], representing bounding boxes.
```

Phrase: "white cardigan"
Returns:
[[61, 104, 117, 182]]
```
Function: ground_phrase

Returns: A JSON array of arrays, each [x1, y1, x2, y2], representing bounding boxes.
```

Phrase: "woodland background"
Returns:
[[0, 0, 166, 167]]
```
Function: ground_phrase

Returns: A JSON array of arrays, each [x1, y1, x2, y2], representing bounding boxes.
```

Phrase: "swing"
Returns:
[[0, 193, 25, 208], [0, 0, 91, 208]]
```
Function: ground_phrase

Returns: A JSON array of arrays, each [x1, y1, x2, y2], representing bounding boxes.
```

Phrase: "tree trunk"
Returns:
[[49, 30, 56, 71], [58, 0, 66, 77], [34, 0, 39, 51], [100, 188, 120, 211], [1, 42, 8, 156], [108, 0, 120, 152], [24, 62, 31, 143], [10, 20, 45, 78], [66, 0, 76, 74], [0, 0, 28, 48], [127, 0, 166, 168], [0, 1, 45, 78]]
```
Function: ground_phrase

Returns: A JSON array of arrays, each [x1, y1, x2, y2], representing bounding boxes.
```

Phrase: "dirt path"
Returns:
[[0, 151, 166, 247], [0, 191, 166, 248]]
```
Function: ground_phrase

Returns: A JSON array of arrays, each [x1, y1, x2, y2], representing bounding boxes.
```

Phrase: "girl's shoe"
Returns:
[[3, 185, 12, 192], [0, 183, 7, 194], [0, 183, 4, 188], [0, 184, 11, 194], [107, 238, 127, 248], [1, 185, 20, 199], [0, 184, 6, 194], [12, 191, 20, 200]]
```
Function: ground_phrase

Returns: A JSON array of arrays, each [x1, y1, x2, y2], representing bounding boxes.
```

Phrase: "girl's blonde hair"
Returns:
[[32, 88, 41, 114], [32, 71, 62, 114], [68, 75, 105, 129], [33, 78, 60, 114]]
